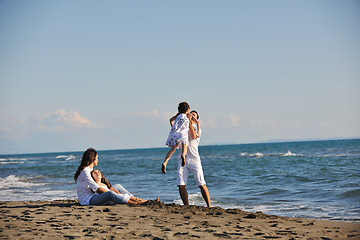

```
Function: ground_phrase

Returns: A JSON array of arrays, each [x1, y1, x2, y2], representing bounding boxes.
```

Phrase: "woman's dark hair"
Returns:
[[178, 102, 190, 114], [191, 110, 199, 119], [91, 169, 112, 189], [74, 148, 98, 182]]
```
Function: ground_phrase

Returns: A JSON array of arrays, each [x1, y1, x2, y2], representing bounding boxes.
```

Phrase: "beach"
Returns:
[[2, 140, 359, 222], [0, 200, 359, 240]]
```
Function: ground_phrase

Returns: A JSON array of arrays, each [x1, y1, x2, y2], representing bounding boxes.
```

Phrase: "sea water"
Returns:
[[0, 139, 359, 222]]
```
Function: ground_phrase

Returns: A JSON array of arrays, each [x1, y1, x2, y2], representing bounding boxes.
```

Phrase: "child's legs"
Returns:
[[164, 145, 177, 163], [127, 196, 147, 205], [89, 191, 130, 205], [162, 145, 178, 174], [113, 183, 132, 196]]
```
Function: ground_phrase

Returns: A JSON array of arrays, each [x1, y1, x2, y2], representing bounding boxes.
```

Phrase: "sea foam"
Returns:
[[0, 175, 45, 189], [240, 151, 301, 157], [56, 155, 77, 160]]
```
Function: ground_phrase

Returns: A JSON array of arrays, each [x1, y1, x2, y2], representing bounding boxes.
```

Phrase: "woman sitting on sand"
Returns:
[[74, 148, 149, 205]]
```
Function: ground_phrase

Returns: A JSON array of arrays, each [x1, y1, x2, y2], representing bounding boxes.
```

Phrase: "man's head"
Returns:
[[190, 110, 199, 119]]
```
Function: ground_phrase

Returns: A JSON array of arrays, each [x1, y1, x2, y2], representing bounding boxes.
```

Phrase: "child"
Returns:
[[162, 102, 191, 174], [91, 169, 150, 204]]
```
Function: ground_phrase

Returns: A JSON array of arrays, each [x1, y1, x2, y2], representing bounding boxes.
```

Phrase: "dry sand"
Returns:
[[0, 200, 359, 239]]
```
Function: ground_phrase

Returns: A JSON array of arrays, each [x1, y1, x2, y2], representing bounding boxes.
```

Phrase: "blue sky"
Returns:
[[0, 0, 359, 154]]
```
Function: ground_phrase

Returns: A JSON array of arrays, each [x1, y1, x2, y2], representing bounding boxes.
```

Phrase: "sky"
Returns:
[[0, 0, 359, 154]]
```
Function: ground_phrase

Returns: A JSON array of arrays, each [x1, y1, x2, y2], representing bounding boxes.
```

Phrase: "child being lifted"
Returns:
[[162, 102, 191, 174]]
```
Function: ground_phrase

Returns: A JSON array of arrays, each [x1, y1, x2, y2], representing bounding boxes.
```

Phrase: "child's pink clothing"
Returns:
[[166, 113, 189, 148]]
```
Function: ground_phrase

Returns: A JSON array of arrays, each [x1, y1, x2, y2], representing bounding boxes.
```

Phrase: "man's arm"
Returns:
[[188, 113, 198, 139], [189, 121, 197, 139], [189, 117, 200, 139], [191, 116, 201, 138]]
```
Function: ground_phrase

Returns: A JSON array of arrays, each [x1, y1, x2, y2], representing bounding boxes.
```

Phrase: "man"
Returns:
[[162, 110, 211, 207]]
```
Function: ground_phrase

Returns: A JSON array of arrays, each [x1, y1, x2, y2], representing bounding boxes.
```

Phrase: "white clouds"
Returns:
[[0, 110, 96, 153], [0, 110, 95, 134], [200, 114, 237, 128], [1, 108, 358, 154], [227, 114, 241, 127], [248, 115, 280, 130], [38, 110, 95, 131], [200, 113, 284, 130]]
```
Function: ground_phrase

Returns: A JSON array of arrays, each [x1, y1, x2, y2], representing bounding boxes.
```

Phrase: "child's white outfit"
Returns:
[[166, 113, 189, 148]]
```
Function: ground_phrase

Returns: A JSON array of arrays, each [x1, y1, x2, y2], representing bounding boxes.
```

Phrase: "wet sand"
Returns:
[[0, 200, 359, 239]]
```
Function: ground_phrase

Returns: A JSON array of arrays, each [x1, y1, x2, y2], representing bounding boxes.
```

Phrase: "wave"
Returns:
[[240, 150, 302, 158], [0, 189, 76, 201], [0, 161, 25, 165], [0, 157, 29, 165], [240, 152, 264, 157], [56, 155, 77, 161], [173, 192, 208, 206], [0, 158, 28, 161], [0, 175, 45, 189], [282, 150, 302, 156], [315, 153, 360, 158], [213, 202, 360, 222], [339, 189, 360, 199], [239, 151, 358, 158]]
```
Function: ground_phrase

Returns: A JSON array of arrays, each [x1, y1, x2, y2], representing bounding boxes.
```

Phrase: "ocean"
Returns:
[[1, 139, 359, 222]]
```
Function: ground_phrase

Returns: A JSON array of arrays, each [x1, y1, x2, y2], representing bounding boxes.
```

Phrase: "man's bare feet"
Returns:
[[181, 155, 186, 167], [162, 162, 167, 174]]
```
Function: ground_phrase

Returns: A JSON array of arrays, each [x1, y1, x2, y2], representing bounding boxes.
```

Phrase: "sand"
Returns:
[[0, 200, 359, 239]]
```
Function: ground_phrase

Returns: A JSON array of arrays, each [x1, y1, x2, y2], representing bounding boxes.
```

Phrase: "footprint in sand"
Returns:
[[174, 232, 189, 236]]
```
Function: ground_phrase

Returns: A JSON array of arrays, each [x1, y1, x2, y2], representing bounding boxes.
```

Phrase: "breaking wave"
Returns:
[[240, 150, 302, 158]]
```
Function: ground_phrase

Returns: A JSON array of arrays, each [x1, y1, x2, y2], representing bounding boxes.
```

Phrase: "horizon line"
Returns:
[[1, 137, 359, 156]]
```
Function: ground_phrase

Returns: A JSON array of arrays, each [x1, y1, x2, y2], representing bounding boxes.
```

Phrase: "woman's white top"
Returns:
[[76, 166, 100, 205]]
